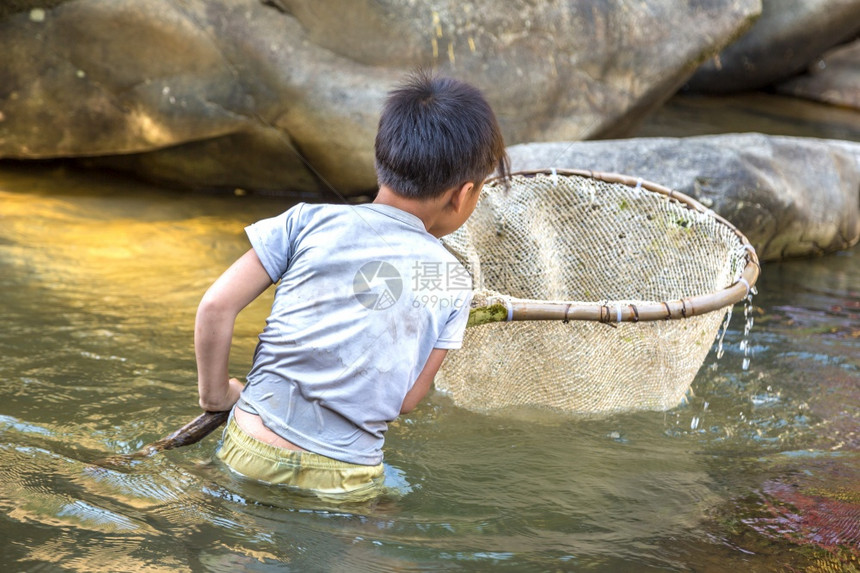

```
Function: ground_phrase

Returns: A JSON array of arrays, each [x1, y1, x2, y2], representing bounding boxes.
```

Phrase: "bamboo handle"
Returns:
[[466, 256, 759, 327]]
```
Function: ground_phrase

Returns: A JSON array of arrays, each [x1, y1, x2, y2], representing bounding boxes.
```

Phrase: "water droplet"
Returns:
[[738, 292, 756, 371], [715, 305, 733, 360]]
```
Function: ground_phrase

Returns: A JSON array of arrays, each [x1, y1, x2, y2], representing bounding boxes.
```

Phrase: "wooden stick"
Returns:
[[98, 410, 229, 466]]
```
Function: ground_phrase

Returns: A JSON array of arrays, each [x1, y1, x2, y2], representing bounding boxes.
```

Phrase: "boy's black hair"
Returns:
[[375, 70, 510, 199]]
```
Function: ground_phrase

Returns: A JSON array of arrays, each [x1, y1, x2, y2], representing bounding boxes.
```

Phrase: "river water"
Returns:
[[1, 95, 858, 571]]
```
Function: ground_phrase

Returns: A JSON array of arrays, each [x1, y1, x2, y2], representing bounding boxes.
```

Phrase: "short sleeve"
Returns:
[[434, 289, 473, 350], [245, 203, 305, 283]]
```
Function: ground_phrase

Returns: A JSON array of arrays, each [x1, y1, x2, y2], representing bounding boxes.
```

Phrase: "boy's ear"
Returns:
[[448, 182, 475, 212]]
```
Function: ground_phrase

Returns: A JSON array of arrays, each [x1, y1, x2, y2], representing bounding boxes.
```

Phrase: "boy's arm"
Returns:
[[195, 248, 273, 412], [401, 348, 448, 414]]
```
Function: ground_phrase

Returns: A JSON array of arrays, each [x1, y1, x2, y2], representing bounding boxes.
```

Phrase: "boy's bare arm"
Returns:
[[401, 348, 448, 414], [196, 248, 273, 411]]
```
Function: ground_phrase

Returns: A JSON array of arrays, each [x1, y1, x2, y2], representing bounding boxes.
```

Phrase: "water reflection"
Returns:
[[0, 164, 857, 571]]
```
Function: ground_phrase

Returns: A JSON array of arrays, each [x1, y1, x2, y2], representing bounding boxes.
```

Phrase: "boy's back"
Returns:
[[239, 201, 472, 465]]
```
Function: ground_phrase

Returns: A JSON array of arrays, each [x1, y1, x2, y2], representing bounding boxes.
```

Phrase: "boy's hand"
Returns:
[[199, 377, 244, 412]]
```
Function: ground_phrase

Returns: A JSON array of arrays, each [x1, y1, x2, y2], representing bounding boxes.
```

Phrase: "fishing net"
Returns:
[[437, 169, 760, 414]]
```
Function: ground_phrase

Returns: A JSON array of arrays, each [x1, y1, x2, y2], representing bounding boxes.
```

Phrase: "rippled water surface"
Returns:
[[1, 164, 857, 572]]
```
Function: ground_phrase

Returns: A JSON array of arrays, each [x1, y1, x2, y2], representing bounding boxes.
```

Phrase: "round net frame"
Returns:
[[437, 169, 760, 414]]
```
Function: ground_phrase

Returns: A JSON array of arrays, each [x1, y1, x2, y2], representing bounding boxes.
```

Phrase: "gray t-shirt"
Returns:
[[237, 202, 472, 465]]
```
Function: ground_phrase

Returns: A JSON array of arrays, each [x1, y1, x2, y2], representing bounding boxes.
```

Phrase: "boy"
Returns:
[[195, 70, 509, 498]]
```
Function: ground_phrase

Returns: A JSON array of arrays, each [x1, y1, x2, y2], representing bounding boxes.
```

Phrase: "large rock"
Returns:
[[686, 0, 860, 93], [507, 134, 860, 261], [0, 0, 760, 194]]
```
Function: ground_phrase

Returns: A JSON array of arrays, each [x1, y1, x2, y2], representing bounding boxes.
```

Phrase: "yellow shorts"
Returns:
[[216, 416, 385, 500]]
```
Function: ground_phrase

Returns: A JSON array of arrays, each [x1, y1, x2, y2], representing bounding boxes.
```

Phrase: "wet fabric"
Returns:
[[217, 416, 385, 500], [241, 202, 472, 464]]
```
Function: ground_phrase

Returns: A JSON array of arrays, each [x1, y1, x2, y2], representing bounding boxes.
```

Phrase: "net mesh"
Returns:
[[437, 171, 752, 414]]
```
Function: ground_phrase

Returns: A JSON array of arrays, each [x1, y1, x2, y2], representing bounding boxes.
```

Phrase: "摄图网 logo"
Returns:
[[353, 261, 403, 310]]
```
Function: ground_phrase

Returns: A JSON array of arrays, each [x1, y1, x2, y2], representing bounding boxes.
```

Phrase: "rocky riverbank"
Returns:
[[1, 0, 858, 259]]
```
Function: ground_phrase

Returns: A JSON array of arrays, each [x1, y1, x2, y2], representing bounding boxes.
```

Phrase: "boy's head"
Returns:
[[375, 70, 510, 200]]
